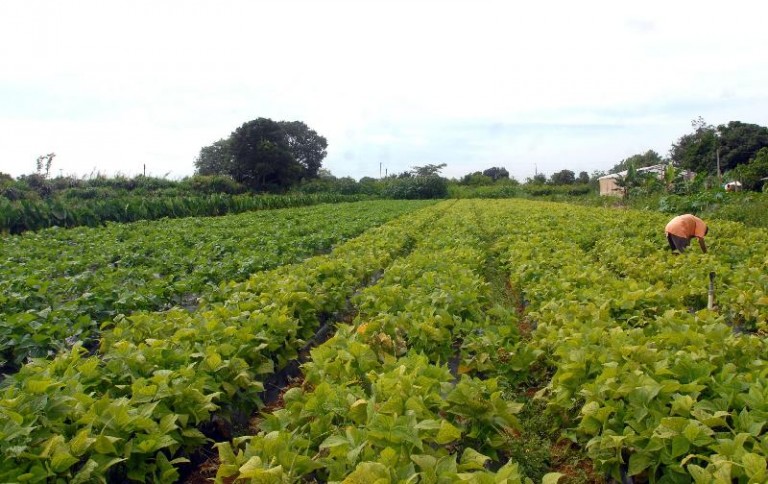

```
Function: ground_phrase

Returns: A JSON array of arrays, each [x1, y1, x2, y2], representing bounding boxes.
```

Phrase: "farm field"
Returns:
[[1, 199, 767, 483], [0, 200, 433, 373]]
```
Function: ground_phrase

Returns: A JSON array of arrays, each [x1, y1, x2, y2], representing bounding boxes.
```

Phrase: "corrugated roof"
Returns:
[[598, 164, 694, 180]]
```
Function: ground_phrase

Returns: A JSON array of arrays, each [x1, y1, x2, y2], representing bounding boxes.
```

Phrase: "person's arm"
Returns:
[[698, 237, 707, 253]]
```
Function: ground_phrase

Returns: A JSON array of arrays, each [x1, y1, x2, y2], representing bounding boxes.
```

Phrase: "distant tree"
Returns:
[[609, 150, 663, 174], [194, 138, 233, 176], [35, 152, 56, 179], [317, 168, 335, 180], [549, 169, 576, 185], [614, 164, 640, 200], [196, 118, 328, 190], [278, 120, 328, 178], [411, 163, 446, 177], [229, 118, 302, 191], [527, 173, 547, 185], [669, 117, 718, 174], [730, 147, 768, 190], [461, 172, 493, 186], [715, 121, 768, 173], [577, 171, 590, 184], [482, 167, 510, 181]]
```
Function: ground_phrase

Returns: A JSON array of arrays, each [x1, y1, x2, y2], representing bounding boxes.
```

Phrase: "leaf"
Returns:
[[411, 453, 437, 470], [69, 429, 95, 457], [742, 453, 766, 480], [628, 452, 653, 476], [319, 435, 349, 450], [93, 435, 120, 455], [213, 441, 237, 465], [51, 450, 80, 473], [435, 420, 462, 444], [237, 455, 264, 476], [71, 459, 99, 484], [687, 464, 711, 483], [342, 462, 390, 483], [542, 472, 565, 484], [458, 447, 491, 471], [27, 379, 55, 394], [415, 419, 442, 431]]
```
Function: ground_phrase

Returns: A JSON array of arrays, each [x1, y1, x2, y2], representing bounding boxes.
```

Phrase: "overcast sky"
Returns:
[[2, 0, 767, 182]]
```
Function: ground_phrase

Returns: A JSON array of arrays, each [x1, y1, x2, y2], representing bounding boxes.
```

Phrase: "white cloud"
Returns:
[[1, 0, 767, 181]]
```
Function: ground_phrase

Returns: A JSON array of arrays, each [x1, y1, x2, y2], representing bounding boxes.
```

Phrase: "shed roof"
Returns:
[[598, 164, 694, 181]]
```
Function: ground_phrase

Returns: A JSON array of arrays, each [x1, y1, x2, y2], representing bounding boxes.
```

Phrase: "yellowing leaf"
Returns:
[[69, 429, 95, 457], [51, 450, 80, 473], [435, 420, 462, 444], [543, 472, 565, 484]]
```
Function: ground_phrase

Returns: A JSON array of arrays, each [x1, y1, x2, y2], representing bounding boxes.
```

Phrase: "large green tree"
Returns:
[[670, 117, 768, 175], [229, 118, 302, 191], [730, 147, 768, 190], [194, 138, 232, 175], [195, 118, 328, 191], [716, 121, 768, 172], [278, 120, 328, 178]]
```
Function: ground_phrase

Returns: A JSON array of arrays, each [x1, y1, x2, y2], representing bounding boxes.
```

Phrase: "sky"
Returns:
[[1, 0, 768, 182]]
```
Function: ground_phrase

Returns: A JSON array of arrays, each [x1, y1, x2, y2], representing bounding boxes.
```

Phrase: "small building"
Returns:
[[598, 164, 695, 196]]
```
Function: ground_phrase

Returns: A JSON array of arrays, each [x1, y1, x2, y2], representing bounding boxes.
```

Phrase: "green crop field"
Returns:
[[1, 199, 767, 483]]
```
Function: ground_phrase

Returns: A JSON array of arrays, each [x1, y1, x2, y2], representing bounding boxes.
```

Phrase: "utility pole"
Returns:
[[379, 162, 382, 178], [143, 164, 146, 177], [716, 147, 721, 181]]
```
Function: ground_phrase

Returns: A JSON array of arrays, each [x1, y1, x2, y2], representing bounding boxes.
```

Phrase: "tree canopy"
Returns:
[[482, 167, 509, 181], [411, 163, 447, 177], [549, 169, 576, 185], [609, 150, 663, 174], [194, 139, 232, 176], [194, 118, 328, 191], [670, 117, 768, 175]]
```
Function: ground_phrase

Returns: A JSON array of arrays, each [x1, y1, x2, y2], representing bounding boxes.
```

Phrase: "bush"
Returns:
[[179, 175, 247, 195], [381, 176, 448, 199]]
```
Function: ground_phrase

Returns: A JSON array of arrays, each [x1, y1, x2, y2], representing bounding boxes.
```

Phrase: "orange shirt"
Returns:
[[665, 214, 707, 238]]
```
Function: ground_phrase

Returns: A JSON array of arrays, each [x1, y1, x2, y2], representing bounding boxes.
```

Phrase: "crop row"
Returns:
[[0, 200, 432, 373], [0, 192, 369, 235], [487, 200, 768, 482], [0, 203, 446, 482], [211, 200, 567, 483]]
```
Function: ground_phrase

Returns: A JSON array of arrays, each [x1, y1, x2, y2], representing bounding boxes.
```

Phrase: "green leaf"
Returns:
[[742, 453, 766, 481], [71, 459, 99, 484], [671, 435, 690, 458], [343, 462, 390, 483], [687, 464, 711, 483], [51, 450, 80, 473], [93, 435, 120, 455], [69, 429, 95, 457], [458, 447, 491, 471], [237, 455, 265, 476], [320, 435, 349, 450], [628, 452, 653, 476], [411, 454, 437, 470], [542, 472, 565, 484], [435, 420, 462, 444]]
